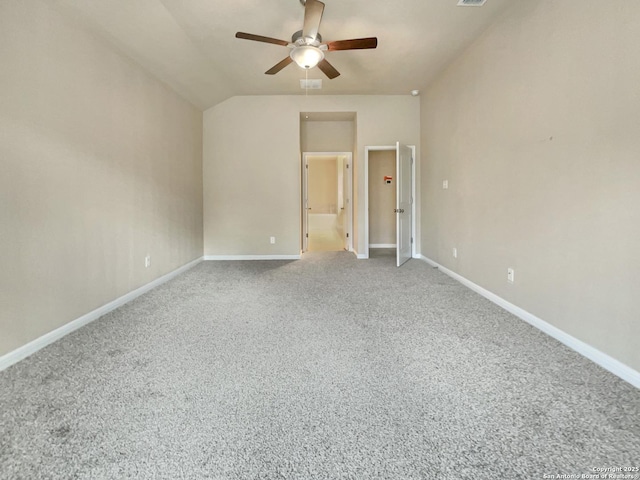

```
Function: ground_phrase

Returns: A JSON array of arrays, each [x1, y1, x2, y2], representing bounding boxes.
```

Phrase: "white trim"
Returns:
[[410, 145, 417, 259], [418, 255, 439, 268], [369, 244, 397, 248], [353, 250, 368, 259], [415, 255, 640, 388], [0, 257, 204, 372], [204, 255, 301, 261]]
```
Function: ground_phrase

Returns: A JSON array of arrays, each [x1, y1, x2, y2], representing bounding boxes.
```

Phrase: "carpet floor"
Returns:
[[1, 252, 639, 479]]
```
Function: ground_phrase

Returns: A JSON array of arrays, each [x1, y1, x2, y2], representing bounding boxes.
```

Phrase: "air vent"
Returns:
[[457, 0, 487, 6], [300, 79, 322, 90]]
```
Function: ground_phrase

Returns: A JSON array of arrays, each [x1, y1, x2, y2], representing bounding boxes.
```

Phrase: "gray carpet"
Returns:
[[1, 252, 639, 479]]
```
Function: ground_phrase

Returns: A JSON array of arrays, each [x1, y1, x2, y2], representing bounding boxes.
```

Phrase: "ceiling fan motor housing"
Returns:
[[292, 29, 322, 46]]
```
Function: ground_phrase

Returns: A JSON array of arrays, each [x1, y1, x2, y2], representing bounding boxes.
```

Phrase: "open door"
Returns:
[[396, 142, 412, 267], [303, 158, 309, 252], [340, 156, 352, 251]]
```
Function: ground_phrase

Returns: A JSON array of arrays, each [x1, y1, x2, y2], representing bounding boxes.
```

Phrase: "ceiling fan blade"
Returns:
[[327, 37, 378, 51], [303, 0, 325, 42], [265, 56, 294, 75], [317, 58, 340, 79], [235, 32, 289, 47]]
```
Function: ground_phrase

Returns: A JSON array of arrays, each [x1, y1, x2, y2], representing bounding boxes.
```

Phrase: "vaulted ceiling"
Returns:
[[50, 0, 514, 110]]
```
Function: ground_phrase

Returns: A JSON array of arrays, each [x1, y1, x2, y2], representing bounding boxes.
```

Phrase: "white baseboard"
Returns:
[[416, 254, 640, 388], [369, 244, 397, 248], [0, 256, 204, 372], [417, 255, 439, 268], [204, 255, 301, 261]]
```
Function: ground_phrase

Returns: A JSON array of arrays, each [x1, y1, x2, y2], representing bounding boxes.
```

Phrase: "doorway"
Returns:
[[302, 152, 353, 253], [367, 150, 396, 251], [364, 144, 416, 266]]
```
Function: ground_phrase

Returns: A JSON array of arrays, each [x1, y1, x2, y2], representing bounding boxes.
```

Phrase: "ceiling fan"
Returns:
[[235, 0, 377, 79]]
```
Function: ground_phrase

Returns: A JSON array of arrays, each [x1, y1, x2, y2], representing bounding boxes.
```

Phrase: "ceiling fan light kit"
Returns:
[[291, 45, 324, 69], [235, 0, 377, 80]]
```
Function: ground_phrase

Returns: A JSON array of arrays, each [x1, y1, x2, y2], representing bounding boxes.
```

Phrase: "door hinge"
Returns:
[[346, 233, 349, 238], [346, 163, 350, 168], [306, 233, 308, 238]]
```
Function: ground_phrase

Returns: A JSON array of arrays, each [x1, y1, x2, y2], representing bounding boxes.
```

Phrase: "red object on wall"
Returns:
[[384, 175, 393, 184]]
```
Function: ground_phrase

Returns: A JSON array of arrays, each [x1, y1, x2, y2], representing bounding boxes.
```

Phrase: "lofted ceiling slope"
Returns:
[[50, 0, 514, 110]]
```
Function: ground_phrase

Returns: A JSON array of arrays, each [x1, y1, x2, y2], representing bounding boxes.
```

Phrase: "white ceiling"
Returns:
[[50, 0, 514, 110]]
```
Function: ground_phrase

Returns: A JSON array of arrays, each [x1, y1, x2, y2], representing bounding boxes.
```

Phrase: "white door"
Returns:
[[303, 157, 309, 252], [342, 157, 351, 251], [396, 142, 412, 267]]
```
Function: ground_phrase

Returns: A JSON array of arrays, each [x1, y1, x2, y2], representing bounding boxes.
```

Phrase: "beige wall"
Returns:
[[420, 0, 640, 371], [0, 0, 203, 356], [301, 121, 354, 153], [368, 151, 396, 246], [203, 95, 419, 256]]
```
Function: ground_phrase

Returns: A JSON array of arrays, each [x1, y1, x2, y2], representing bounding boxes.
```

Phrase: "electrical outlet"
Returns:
[[145, 255, 151, 268], [443, 180, 449, 189], [270, 236, 276, 244], [453, 247, 457, 258], [507, 268, 515, 283]]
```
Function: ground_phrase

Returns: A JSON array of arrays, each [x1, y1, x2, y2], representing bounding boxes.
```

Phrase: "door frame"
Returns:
[[302, 152, 353, 253], [364, 145, 416, 260]]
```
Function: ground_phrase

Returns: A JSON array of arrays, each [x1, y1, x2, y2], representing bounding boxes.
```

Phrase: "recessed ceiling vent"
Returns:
[[457, 0, 487, 6], [300, 79, 322, 90]]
